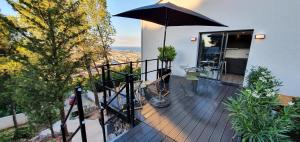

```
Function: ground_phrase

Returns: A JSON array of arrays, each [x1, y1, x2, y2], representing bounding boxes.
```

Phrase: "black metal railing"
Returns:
[[61, 59, 171, 142], [61, 86, 87, 142], [98, 58, 172, 141]]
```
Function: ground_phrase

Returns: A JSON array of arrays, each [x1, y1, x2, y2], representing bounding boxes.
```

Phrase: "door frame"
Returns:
[[197, 29, 254, 84]]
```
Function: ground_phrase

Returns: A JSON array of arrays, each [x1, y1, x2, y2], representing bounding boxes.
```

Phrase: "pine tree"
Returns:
[[0, 0, 88, 137]]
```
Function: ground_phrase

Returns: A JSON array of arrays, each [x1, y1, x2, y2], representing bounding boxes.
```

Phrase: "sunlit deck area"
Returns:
[[115, 76, 240, 142]]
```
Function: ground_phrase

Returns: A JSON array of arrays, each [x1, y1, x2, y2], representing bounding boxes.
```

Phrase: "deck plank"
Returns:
[[185, 87, 232, 142], [116, 76, 239, 142], [174, 85, 227, 142]]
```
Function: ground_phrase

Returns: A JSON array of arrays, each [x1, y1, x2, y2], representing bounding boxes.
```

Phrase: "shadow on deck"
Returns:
[[115, 76, 240, 142]]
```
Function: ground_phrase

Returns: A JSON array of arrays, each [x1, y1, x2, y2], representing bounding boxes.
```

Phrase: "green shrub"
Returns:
[[83, 65, 142, 92], [247, 66, 282, 90], [224, 66, 294, 141], [158, 45, 176, 62], [0, 125, 36, 141], [290, 98, 300, 135]]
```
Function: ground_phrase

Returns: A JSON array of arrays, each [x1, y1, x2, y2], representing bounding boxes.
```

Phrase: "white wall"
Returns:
[[142, 0, 300, 96], [0, 113, 28, 130]]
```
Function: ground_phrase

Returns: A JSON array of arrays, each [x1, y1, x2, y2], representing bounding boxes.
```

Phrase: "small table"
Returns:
[[184, 67, 208, 93]]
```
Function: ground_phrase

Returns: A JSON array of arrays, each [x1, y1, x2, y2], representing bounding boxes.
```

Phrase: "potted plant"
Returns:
[[157, 45, 176, 83], [224, 67, 294, 141]]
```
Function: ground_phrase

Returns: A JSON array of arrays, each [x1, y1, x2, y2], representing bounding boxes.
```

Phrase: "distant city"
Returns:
[[111, 46, 141, 52]]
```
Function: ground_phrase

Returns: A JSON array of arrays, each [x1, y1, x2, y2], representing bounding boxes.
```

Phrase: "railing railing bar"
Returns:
[[102, 103, 129, 122], [103, 86, 126, 95], [62, 95, 77, 126], [108, 69, 128, 76], [107, 64, 112, 97], [125, 75, 131, 123], [97, 58, 158, 68], [75, 86, 87, 142], [107, 85, 127, 105], [67, 126, 81, 142]]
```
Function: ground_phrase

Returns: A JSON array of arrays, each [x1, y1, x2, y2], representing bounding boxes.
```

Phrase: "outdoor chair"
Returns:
[[211, 61, 226, 79]]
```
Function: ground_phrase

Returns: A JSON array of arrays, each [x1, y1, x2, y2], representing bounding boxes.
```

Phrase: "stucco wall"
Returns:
[[0, 113, 28, 130], [142, 0, 300, 96]]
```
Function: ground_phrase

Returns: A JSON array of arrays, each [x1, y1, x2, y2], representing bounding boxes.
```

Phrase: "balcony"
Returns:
[[115, 75, 240, 142]]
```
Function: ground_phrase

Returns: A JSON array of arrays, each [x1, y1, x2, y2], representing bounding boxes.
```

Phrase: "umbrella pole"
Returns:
[[160, 25, 167, 100], [149, 16, 170, 108]]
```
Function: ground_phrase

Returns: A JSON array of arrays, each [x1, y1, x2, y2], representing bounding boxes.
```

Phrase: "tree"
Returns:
[[82, 0, 115, 64], [0, 19, 22, 134], [79, 0, 115, 112], [0, 0, 87, 137]]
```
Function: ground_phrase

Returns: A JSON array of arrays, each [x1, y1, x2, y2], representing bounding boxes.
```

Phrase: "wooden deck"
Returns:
[[115, 76, 240, 142]]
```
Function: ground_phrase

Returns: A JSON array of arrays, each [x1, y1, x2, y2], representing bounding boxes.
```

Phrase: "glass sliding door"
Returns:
[[198, 32, 227, 80], [198, 30, 253, 84]]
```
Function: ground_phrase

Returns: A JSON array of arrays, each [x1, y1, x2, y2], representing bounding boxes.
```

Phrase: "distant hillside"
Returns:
[[111, 47, 141, 52]]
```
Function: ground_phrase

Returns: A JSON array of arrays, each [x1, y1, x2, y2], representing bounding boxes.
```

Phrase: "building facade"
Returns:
[[141, 0, 300, 97]]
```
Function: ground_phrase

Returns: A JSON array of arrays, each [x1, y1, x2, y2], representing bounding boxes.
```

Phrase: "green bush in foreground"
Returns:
[[224, 66, 294, 141], [0, 125, 35, 142]]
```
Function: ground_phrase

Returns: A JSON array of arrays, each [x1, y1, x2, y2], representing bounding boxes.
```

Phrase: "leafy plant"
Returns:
[[1, 0, 88, 137], [0, 125, 36, 141], [290, 98, 300, 136], [247, 66, 282, 90], [83, 65, 141, 92], [224, 66, 294, 141], [158, 45, 176, 62]]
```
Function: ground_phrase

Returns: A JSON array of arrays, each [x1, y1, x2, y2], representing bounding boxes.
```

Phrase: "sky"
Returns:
[[0, 0, 157, 47]]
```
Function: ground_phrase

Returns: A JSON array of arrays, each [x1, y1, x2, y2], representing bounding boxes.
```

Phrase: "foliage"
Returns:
[[247, 66, 282, 90], [111, 65, 141, 82], [290, 98, 300, 135], [0, 0, 88, 137], [224, 66, 294, 141], [81, 0, 115, 64], [0, 125, 35, 141], [82, 65, 141, 92], [158, 45, 176, 61]]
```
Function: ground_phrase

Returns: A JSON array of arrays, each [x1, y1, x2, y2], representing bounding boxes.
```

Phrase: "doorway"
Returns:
[[197, 30, 253, 85]]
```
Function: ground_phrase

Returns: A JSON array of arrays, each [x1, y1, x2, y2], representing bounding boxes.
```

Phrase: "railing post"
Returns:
[[156, 59, 159, 79], [61, 124, 67, 142], [125, 75, 131, 123], [107, 64, 112, 97], [100, 107, 107, 142], [75, 86, 87, 142], [129, 62, 135, 127], [145, 60, 148, 81], [160, 60, 164, 78], [101, 66, 107, 108]]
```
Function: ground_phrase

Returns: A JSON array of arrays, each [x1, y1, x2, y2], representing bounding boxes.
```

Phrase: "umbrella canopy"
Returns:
[[114, 2, 227, 108], [114, 2, 226, 27]]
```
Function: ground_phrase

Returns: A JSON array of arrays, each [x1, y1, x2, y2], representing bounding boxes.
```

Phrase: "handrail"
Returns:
[[67, 126, 81, 142], [61, 86, 87, 142], [97, 58, 158, 68], [107, 85, 127, 105], [96, 58, 171, 141], [62, 95, 77, 126]]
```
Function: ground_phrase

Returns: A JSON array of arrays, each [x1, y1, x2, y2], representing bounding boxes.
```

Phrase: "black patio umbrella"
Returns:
[[115, 2, 227, 107]]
